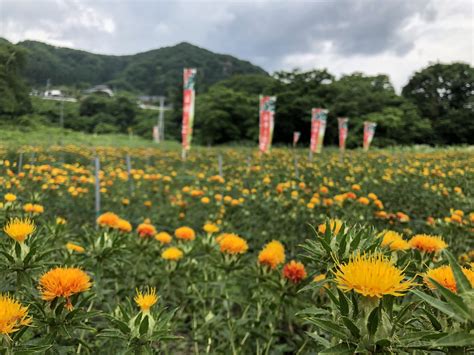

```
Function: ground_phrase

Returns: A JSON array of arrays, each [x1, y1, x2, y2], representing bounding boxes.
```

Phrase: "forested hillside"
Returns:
[[16, 40, 267, 95]]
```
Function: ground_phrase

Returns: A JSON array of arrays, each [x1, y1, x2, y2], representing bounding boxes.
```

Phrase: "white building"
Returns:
[[44, 89, 62, 97]]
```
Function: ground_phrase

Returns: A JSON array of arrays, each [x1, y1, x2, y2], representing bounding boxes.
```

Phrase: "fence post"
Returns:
[[218, 154, 223, 177], [126, 154, 134, 194], [94, 157, 101, 228], [18, 152, 23, 174]]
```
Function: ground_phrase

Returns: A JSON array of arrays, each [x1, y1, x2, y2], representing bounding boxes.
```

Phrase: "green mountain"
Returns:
[[16, 40, 268, 95]]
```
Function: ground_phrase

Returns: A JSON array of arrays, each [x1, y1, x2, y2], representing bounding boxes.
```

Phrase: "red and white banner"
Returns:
[[338, 117, 349, 151], [363, 121, 377, 151], [259, 96, 276, 153], [310, 108, 328, 153], [182, 68, 196, 152], [293, 131, 301, 147]]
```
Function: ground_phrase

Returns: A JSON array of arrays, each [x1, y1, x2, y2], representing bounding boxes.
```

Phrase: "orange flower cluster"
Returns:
[[96, 212, 132, 232], [38, 267, 92, 310], [258, 240, 285, 269], [283, 261, 307, 284]]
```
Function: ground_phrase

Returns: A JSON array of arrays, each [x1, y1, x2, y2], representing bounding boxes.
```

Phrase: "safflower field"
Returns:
[[0, 145, 473, 354]]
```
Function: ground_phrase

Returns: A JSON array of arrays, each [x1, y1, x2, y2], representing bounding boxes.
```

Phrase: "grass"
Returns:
[[0, 125, 180, 149]]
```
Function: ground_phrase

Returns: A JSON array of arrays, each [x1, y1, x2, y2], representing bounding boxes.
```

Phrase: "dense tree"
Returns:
[[402, 63, 474, 144], [77, 94, 136, 133], [192, 70, 432, 148], [195, 86, 257, 145], [324, 73, 432, 147], [216, 74, 277, 95], [0, 39, 32, 117]]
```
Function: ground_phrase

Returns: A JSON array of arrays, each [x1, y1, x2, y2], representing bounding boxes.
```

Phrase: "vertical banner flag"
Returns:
[[310, 108, 329, 154], [153, 125, 159, 143], [363, 121, 377, 151], [182, 68, 197, 152], [293, 131, 301, 147], [338, 117, 349, 151], [259, 95, 277, 153]]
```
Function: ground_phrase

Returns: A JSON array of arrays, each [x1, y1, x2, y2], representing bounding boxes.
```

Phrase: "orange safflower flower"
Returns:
[[155, 232, 172, 244], [4, 218, 35, 243], [38, 267, 92, 310], [380, 230, 410, 251], [97, 212, 120, 228], [137, 222, 157, 238], [175, 226, 195, 241], [134, 287, 158, 313], [218, 234, 248, 255], [258, 240, 285, 269], [283, 260, 307, 284], [334, 252, 414, 298], [409, 234, 448, 253], [117, 219, 132, 233], [424, 265, 474, 293], [0, 294, 32, 335]]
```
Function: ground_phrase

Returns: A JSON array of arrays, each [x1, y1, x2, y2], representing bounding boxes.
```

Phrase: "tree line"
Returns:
[[185, 65, 473, 147]]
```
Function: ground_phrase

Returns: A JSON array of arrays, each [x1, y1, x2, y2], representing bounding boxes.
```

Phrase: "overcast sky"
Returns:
[[1, 0, 473, 90]]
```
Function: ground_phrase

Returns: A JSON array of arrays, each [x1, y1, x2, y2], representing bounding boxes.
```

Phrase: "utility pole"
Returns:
[[158, 96, 165, 142], [59, 99, 64, 129]]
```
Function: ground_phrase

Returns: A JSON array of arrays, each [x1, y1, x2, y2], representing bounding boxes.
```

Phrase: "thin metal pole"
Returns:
[[18, 152, 23, 174], [60, 99, 64, 129], [94, 157, 101, 227], [294, 153, 299, 178], [159, 96, 165, 141], [218, 154, 223, 177], [126, 154, 134, 194]]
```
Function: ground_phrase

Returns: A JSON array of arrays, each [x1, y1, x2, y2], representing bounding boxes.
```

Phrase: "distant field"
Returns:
[[0, 125, 180, 149]]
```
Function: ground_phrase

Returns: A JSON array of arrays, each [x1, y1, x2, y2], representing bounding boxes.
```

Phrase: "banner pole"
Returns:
[[126, 154, 134, 194], [18, 152, 23, 174], [94, 157, 101, 228], [218, 154, 223, 177]]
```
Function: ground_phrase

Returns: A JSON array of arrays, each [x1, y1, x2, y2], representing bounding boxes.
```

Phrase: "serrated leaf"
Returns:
[[428, 278, 472, 321], [296, 306, 330, 317], [139, 314, 149, 336], [445, 250, 472, 294], [419, 308, 442, 331], [367, 306, 379, 336], [431, 331, 474, 347], [341, 316, 360, 339], [305, 318, 347, 339], [337, 288, 349, 316], [305, 331, 331, 347], [411, 289, 464, 322], [319, 342, 356, 354]]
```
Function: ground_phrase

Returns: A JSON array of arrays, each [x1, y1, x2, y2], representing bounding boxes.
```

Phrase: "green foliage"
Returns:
[[402, 62, 474, 144], [0, 40, 32, 117], [194, 69, 438, 147], [195, 86, 258, 144], [78, 95, 137, 133], [300, 222, 474, 353]]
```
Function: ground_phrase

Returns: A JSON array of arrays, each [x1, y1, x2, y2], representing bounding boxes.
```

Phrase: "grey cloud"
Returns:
[[0, 0, 451, 71]]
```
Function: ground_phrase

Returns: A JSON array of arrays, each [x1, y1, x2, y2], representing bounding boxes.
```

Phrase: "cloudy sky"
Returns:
[[1, 0, 472, 90]]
